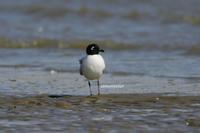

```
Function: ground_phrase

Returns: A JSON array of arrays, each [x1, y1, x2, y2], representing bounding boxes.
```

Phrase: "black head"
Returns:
[[86, 44, 104, 55]]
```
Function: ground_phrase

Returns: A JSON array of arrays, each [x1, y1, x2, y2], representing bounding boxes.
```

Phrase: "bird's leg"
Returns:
[[97, 80, 100, 95], [88, 80, 92, 96]]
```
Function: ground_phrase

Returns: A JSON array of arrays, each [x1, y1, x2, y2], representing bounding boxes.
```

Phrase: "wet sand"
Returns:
[[0, 94, 200, 133]]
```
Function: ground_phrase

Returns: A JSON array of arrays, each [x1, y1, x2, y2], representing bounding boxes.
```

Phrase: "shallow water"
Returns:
[[0, 49, 200, 96], [0, 0, 200, 132]]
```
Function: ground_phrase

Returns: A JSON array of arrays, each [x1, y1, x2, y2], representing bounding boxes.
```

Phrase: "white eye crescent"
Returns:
[[91, 46, 95, 50]]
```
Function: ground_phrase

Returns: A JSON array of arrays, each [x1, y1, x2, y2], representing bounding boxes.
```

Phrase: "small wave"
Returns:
[[0, 64, 40, 68], [186, 45, 200, 55], [75, 7, 113, 18], [66, 40, 141, 50], [0, 37, 140, 50], [111, 71, 145, 76], [0, 4, 69, 18], [159, 12, 200, 25], [122, 10, 149, 20], [0, 4, 113, 19], [22, 5, 69, 18], [1, 37, 200, 55], [183, 16, 200, 26]]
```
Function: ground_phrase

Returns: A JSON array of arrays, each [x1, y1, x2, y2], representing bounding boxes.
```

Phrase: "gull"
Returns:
[[79, 44, 105, 96]]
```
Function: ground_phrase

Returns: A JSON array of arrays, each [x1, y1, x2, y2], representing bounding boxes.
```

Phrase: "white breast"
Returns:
[[80, 55, 105, 80]]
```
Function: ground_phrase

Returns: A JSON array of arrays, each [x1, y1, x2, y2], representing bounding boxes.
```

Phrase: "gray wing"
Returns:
[[79, 58, 83, 75]]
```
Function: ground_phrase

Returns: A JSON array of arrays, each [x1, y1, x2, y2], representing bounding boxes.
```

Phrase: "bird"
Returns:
[[79, 43, 105, 96]]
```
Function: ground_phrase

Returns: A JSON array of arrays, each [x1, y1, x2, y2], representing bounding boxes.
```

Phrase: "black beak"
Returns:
[[99, 49, 104, 52]]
